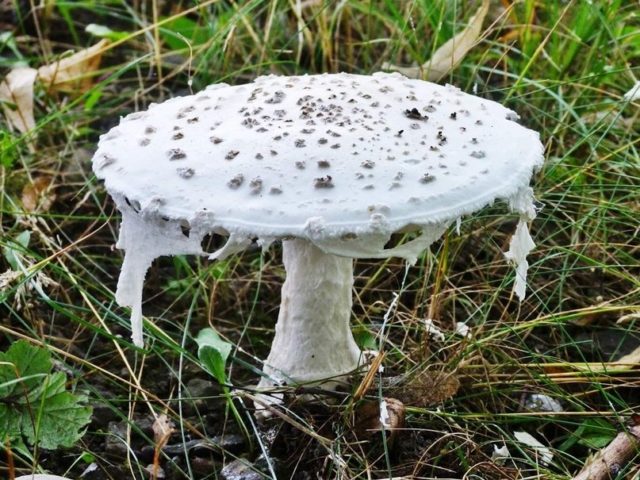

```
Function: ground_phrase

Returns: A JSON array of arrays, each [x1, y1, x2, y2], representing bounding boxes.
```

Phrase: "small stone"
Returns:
[[181, 378, 223, 416], [220, 458, 263, 480]]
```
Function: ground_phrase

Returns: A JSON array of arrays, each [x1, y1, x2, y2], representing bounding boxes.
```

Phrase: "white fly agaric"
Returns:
[[92, 72, 543, 388]]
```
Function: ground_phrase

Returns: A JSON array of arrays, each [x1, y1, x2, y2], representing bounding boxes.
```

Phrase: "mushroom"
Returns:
[[92, 72, 543, 391]]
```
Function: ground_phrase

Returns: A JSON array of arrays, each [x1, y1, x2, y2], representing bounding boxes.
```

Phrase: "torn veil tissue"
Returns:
[[504, 187, 539, 300], [504, 220, 535, 300], [115, 201, 219, 347]]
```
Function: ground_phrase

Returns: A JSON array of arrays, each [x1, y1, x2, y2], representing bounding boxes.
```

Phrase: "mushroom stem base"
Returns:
[[258, 238, 362, 389]]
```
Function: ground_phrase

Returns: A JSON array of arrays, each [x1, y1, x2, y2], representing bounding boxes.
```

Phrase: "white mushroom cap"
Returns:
[[93, 72, 543, 261]]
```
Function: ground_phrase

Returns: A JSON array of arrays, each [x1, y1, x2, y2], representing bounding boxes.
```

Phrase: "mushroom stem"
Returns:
[[258, 238, 362, 388]]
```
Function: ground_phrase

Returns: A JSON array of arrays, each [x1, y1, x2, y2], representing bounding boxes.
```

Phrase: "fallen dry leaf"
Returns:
[[354, 397, 405, 445], [617, 312, 640, 324], [623, 81, 640, 102], [0, 270, 22, 290], [152, 414, 175, 480], [38, 39, 109, 93], [21, 176, 55, 213], [383, 0, 490, 81], [152, 413, 175, 445], [389, 369, 460, 407], [0, 40, 108, 135], [0, 67, 38, 134], [514, 431, 554, 466], [615, 344, 640, 366]]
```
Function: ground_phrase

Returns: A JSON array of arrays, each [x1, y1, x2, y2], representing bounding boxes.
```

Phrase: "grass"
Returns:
[[1, 0, 639, 478]]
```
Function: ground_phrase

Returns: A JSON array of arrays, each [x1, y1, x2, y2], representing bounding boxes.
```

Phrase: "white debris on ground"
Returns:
[[623, 81, 640, 101], [424, 319, 446, 342], [514, 431, 554, 466], [491, 443, 511, 465], [379, 399, 391, 428], [455, 321, 472, 338], [524, 393, 563, 413]]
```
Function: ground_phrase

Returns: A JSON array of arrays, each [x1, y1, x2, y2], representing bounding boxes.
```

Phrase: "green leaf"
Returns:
[[0, 339, 50, 397], [559, 418, 617, 451], [0, 404, 22, 442], [160, 16, 210, 51], [84, 87, 104, 112], [195, 328, 251, 448], [85, 23, 128, 41], [196, 328, 232, 386], [576, 419, 617, 449], [0, 130, 19, 169], [2, 230, 30, 270], [353, 326, 378, 350], [0, 340, 92, 450], [21, 372, 93, 449]]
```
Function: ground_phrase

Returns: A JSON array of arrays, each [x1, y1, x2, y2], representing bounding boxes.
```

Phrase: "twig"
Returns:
[[572, 425, 640, 480]]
